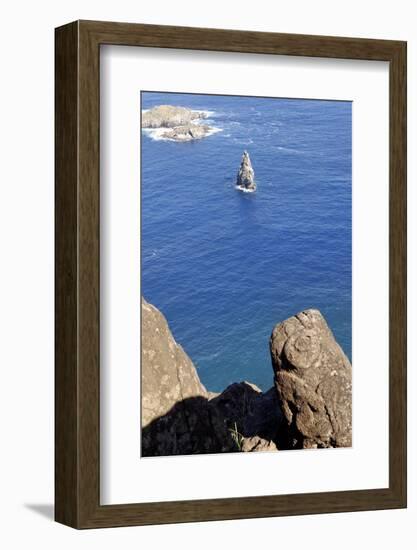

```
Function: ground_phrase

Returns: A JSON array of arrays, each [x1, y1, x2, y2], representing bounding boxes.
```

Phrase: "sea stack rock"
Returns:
[[236, 151, 256, 191], [269, 309, 352, 449]]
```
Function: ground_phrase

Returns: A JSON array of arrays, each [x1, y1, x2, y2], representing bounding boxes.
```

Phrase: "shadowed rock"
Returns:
[[236, 151, 256, 191], [270, 309, 352, 449], [209, 382, 282, 451]]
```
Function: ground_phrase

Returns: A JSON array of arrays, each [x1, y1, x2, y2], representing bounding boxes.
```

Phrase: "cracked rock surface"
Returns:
[[270, 309, 352, 449]]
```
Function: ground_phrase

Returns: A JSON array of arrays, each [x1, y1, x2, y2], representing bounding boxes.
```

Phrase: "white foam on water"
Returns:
[[206, 127, 223, 136], [142, 125, 222, 142], [141, 107, 222, 141], [141, 128, 170, 141], [196, 109, 216, 118], [236, 184, 257, 193], [274, 145, 306, 155]]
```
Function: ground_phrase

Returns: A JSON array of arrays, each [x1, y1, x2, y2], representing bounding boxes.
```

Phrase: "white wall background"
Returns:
[[0, 0, 415, 547]]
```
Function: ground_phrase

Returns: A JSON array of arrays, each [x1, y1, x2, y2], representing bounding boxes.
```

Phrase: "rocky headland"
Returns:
[[236, 151, 256, 191], [141, 298, 352, 456], [142, 105, 216, 141]]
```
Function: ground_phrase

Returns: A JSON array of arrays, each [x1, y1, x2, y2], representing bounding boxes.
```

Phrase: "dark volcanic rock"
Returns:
[[209, 382, 283, 451], [141, 105, 215, 142], [270, 309, 352, 449], [236, 151, 256, 191]]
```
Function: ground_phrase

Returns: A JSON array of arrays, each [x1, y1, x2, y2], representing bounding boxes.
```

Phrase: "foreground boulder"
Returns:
[[270, 309, 352, 449], [141, 298, 227, 456], [142, 299, 351, 455]]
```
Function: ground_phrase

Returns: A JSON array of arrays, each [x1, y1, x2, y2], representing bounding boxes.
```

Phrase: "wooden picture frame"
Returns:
[[55, 20, 407, 528]]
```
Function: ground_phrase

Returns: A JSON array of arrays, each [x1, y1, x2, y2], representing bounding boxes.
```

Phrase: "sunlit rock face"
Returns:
[[270, 309, 352, 450]]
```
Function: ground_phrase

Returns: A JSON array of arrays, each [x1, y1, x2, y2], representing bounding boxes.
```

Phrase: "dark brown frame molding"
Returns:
[[55, 20, 407, 528]]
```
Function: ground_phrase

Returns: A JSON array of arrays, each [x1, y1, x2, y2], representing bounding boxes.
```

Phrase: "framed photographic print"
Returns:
[[55, 20, 407, 528]]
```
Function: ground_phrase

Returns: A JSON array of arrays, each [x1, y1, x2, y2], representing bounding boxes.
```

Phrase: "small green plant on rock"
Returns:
[[229, 422, 245, 451]]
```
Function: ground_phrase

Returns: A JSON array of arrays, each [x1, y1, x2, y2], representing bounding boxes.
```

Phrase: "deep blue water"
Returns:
[[141, 92, 352, 392]]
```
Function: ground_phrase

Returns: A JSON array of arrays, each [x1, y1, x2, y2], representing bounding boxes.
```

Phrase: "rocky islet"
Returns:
[[236, 150, 256, 191], [142, 104, 215, 141]]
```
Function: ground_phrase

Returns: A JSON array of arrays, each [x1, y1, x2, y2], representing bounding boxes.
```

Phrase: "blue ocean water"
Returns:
[[141, 92, 352, 392]]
